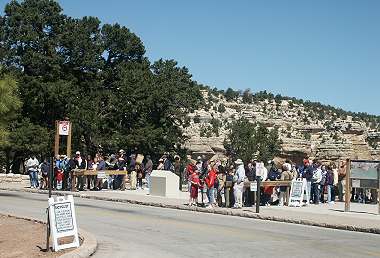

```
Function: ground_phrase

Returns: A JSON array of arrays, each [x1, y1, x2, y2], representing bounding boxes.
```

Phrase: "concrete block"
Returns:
[[150, 170, 180, 198]]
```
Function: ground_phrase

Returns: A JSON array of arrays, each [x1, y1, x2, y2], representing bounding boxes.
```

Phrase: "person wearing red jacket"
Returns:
[[205, 167, 217, 208], [189, 170, 200, 206]]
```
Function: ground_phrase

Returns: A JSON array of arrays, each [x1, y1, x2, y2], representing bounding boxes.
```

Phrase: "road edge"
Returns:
[[2, 187, 379, 235], [1, 212, 97, 258]]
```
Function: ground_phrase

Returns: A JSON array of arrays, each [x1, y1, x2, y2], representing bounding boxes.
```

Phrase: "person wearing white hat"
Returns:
[[233, 159, 245, 208]]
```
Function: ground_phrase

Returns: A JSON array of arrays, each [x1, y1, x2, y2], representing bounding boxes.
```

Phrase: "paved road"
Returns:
[[1, 190, 380, 258]]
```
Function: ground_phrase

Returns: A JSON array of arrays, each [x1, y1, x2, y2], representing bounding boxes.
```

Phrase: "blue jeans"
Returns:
[[327, 185, 334, 202], [207, 187, 215, 205], [29, 170, 38, 188], [146, 173, 151, 189], [306, 181, 311, 201], [311, 183, 320, 204], [107, 175, 114, 189]]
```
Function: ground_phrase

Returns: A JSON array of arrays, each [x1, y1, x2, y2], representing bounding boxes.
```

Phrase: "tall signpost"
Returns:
[[47, 120, 74, 252], [55, 120, 72, 158], [344, 159, 351, 212]]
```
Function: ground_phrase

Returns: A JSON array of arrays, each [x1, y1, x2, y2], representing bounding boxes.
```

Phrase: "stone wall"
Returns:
[[0, 173, 31, 187]]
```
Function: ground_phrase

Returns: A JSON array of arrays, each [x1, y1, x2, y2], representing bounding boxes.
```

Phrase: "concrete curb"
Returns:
[[59, 228, 97, 258], [2, 186, 379, 235], [1, 212, 97, 258]]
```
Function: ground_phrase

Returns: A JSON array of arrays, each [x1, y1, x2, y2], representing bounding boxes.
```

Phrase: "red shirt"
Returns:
[[205, 169, 217, 188], [191, 173, 200, 185]]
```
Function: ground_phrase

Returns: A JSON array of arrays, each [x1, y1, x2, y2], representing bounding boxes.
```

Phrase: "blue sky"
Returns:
[[1, 0, 379, 115]]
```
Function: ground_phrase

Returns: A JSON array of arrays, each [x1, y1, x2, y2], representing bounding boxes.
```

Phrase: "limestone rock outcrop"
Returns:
[[182, 90, 380, 161]]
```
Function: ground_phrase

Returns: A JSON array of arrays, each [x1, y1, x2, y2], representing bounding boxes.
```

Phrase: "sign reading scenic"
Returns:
[[48, 195, 79, 251]]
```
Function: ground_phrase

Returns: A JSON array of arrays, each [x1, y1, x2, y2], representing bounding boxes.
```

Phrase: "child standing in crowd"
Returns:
[[189, 170, 200, 206]]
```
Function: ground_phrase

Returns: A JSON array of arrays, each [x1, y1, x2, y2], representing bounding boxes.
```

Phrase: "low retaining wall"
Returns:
[[0, 173, 32, 187]]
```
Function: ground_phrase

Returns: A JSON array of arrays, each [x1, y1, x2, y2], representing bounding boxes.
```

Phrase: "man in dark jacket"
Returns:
[[244, 160, 255, 206], [74, 151, 87, 191], [302, 160, 313, 203]]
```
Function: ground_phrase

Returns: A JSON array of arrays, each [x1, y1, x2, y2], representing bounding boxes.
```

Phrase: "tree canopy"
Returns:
[[224, 118, 282, 163], [0, 0, 202, 170]]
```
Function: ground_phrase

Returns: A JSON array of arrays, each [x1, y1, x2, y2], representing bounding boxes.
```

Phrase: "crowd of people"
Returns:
[[25, 151, 355, 208], [185, 156, 348, 208], [25, 150, 178, 192]]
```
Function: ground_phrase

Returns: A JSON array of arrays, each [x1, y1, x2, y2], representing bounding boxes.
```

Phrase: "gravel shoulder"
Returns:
[[0, 215, 72, 258]]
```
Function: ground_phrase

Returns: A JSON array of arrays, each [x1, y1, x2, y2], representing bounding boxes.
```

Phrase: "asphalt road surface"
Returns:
[[0, 190, 379, 258]]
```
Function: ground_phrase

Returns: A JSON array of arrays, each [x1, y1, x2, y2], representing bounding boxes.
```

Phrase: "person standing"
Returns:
[[189, 169, 200, 206], [93, 155, 106, 191], [205, 164, 217, 208], [320, 165, 327, 203], [136, 164, 144, 189], [279, 163, 293, 206], [114, 150, 127, 190], [216, 165, 226, 207], [233, 159, 245, 209], [39, 159, 49, 190], [244, 160, 255, 207], [129, 154, 137, 190], [144, 155, 153, 189], [74, 151, 87, 191], [326, 166, 335, 204], [86, 155, 94, 190], [311, 161, 322, 204], [26, 155, 39, 188], [302, 159, 313, 203], [332, 164, 339, 204]]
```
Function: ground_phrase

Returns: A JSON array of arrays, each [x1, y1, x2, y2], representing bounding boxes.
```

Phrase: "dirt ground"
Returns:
[[0, 215, 72, 258]]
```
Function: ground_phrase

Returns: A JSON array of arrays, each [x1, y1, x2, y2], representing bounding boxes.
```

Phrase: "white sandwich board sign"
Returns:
[[288, 178, 308, 207], [48, 195, 79, 251]]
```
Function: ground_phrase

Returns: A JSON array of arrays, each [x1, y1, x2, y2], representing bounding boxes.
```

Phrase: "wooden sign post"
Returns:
[[344, 159, 351, 212], [54, 120, 72, 158]]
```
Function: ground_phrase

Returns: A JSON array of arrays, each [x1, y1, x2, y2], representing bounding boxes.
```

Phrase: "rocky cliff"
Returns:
[[182, 90, 380, 162]]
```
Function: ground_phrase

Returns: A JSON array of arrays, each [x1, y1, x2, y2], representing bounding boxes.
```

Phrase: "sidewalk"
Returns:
[[1, 182, 379, 234]]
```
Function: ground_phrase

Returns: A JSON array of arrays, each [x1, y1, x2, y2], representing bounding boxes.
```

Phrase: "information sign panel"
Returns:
[[250, 181, 257, 192], [288, 178, 307, 207], [58, 121, 70, 136], [97, 171, 106, 179], [255, 162, 265, 177], [48, 195, 79, 251]]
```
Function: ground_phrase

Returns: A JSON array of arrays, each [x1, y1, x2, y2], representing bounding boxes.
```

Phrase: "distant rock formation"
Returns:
[[183, 90, 380, 162]]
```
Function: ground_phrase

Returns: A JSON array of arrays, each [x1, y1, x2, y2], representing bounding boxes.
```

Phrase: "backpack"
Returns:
[[61, 160, 70, 173]]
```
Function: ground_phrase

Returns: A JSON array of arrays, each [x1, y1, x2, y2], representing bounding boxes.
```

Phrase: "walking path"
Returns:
[[1, 182, 379, 234]]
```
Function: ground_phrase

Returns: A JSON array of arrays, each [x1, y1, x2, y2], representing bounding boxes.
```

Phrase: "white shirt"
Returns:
[[26, 158, 39, 172], [236, 164, 246, 183]]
